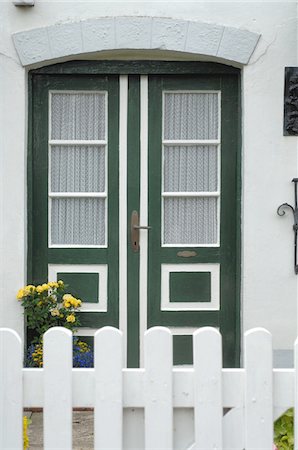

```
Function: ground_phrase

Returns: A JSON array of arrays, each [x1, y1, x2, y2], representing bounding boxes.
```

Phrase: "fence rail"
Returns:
[[0, 326, 296, 449]]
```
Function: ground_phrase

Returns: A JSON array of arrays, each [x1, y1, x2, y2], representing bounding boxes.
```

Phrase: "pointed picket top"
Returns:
[[244, 327, 273, 450], [0, 328, 23, 450], [193, 326, 222, 450], [43, 327, 73, 450], [94, 326, 123, 450], [144, 326, 173, 450]]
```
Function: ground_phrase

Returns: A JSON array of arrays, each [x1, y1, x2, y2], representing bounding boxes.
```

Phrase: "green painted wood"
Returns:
[[169, 272, 211, 303], [127, 75, 141, 368], [173, 335, 193, 365], [29, 73, 120, 335], [148, 74, 240, 367], [29, 61, 241, 367], [32, 61, 239, 76], [57, 272, 99, 303]]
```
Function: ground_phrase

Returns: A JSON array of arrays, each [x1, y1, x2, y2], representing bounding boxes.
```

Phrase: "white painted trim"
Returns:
[[48, 264, 108, 312], [163, 140, 220, 145], [139, 75, 149, 368], [160, 263, 220, 311], [162, 192, 219, 197], [167, 327, 200, 335], [163, 89, 221, 95], [74, 328, 98, 337], [162, 243, 220, 248], [49, 140, 107, 146], [49, 244, 107, 249], [119, 75, 128, 366], [49, 89, 108, 95], [49, 193, 107, 198], [167, 327, 219, 335], [217, 92, 222, 248]]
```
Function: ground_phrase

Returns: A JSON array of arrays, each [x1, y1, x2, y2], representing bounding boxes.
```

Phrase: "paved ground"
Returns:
[[25, 410, 94, 449]]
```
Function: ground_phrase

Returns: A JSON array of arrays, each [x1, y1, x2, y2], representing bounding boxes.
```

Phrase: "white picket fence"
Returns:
[[0, 326, 296, 449]]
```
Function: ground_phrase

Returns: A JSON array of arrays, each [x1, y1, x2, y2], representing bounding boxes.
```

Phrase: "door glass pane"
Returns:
[[163, 145, 218, 192], [163, 197, 218, 245], [51, 198, 106, 246], [163, 92, 218, 140], [50, 145, 106, 192], [51, 92, 106, 140], [49, 91, 108, 247]]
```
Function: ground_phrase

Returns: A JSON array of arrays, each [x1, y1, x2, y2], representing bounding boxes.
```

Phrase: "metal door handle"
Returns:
[[131, 210, 151, 252], [133, 225, 152, 230]]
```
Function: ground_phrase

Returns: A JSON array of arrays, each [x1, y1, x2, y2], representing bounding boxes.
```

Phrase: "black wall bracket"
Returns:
[[277, 178, 298, 274]]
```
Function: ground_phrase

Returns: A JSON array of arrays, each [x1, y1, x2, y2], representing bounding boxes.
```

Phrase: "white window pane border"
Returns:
[[48, 91, 108, 248], [162, 91, 221, 247]]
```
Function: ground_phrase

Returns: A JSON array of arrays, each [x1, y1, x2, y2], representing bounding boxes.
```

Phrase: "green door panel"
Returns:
[[169, 272, 211, 303]]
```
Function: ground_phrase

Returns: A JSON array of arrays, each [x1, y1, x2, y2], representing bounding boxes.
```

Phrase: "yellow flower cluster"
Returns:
[[32, 343, 43, 368], [23, 416, 30, 450], [16, 280, 64, 299], [77, 340, 89, 352], [62, 294, 82, 309], [16, 285, 35, 299]]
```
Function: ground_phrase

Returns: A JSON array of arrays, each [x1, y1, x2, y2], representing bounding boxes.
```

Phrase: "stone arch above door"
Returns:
[[13, 16, 260, 67]]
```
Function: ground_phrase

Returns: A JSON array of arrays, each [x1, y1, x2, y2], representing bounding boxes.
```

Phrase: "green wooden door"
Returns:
[[29, 63, 240, 367], [147, 74, 240, 367], [29, 74, 120, 340]]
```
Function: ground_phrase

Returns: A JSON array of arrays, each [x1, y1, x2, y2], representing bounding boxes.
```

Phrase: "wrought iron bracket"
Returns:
[[277, 178, 298, 274]]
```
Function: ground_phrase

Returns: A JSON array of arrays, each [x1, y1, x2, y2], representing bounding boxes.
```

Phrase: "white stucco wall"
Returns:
[[0, 0, 297, 365]]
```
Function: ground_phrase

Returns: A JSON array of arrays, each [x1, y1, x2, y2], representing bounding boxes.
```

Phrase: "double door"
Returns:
[[30, 65, 240, 367]]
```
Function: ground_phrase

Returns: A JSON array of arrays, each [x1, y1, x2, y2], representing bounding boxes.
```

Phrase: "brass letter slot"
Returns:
[[177, 251, 197, 258]]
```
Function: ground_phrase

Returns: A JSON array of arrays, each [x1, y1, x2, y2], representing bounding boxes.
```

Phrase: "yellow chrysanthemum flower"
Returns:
[[70, 298, 82, 308], [16, 289, 25, 300], [25, 285, 36, 293], [66, 314, 76, 323], [36, 285, 43, 293], [63, 293, 77, 308], [16, 285, 36, 299], [58, 280, 64, 287], [51, 308, 60, 317]]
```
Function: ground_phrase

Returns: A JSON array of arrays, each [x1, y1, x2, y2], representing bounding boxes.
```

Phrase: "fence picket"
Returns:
[[0, 328, 23, 449], [44, 327, 73, 450], [193, 327, 222, 450], [294, 335, 298, 450], [244, 328, 273, 450], [94, 327, 123, 450], [144, 327, 173, 449]]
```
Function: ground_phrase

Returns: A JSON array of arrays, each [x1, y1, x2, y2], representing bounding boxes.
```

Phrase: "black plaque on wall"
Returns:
[[284, 67, 298, 135]]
